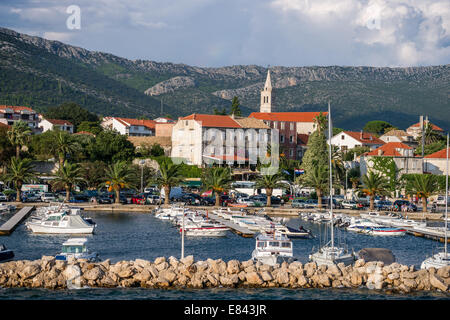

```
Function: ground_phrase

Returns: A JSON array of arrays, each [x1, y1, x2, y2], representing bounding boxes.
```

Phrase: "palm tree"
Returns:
[[7, 121, 32, 158], [52, 130, 81, 168], [52, 161, 84, 202], [2, 157, 36, 201], [406, 174, 441, 213], [360, 171, 391, 210], [297, 165, 329, 208], [201, 167, 233, 207], [152, 159, 183, 206], [313, 112, 328, 134], [418, 122, 444, 145], [255, 170, 287, 207], [102, 161, 137, 204]]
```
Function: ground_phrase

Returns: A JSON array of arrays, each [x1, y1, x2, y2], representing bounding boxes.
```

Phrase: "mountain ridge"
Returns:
[[0, 27, 448, 131]]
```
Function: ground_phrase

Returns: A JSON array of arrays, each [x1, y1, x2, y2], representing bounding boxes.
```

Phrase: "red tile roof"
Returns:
[[297, 134, 309, 146], [0, 105, 35, 113], [409, 122, 444, 131], [366, 142, 412, 157], [46, 119, 73, 126], [424, 148, 450, 159], [111, 117, 156, 130], [249, 112, 328, 123], [344, 131, 385, 145], [180, 114, 241, 128]]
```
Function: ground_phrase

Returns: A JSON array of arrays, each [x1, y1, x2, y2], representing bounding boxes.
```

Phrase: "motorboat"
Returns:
[[421, 250, 450, 269], [55, 238, 99, 262], [251, 232, 296, 266], [0, 244, 14, 262], [276, 225, 312, 239], [0, 203, 16, 214], [347, 218, 406, 236], [179, 221, 230, 237], [27, 211, 95, 234]]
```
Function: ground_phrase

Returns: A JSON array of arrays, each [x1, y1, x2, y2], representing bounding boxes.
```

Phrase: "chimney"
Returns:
[[360, 130, 363, 140]]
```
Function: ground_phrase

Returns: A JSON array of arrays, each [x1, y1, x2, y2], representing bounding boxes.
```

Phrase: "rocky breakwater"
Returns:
[[0, 256, 449, 293]]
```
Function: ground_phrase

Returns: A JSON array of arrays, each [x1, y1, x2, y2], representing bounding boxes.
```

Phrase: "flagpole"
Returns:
[[328, 101, 334, 249], [445, 133, 448, 258]]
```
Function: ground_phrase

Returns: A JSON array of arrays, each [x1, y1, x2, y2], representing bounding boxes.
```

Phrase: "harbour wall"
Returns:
[[10, 202, 446, 220], [1, 257, 449, 293]]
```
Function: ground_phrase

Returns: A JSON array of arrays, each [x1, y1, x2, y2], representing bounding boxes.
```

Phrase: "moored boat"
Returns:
[[0, 244, 14, 262], [251, 232, 296, 266], [55, 238, 99, 262], [27, 211, 95, 234]]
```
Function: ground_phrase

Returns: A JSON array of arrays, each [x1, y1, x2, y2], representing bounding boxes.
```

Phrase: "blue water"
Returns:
[[0, 211, 449, 300]]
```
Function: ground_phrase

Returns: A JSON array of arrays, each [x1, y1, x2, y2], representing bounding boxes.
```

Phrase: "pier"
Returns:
[[406, 227, 450, 243], [207, 212, 256, 238], [0, 206, 35, 235]]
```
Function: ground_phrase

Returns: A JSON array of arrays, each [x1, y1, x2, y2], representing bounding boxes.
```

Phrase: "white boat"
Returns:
[[55, 238, 99, 262], [27, 211, 95, 234], [251, 232, 296, 266], [0, 203, 16, 214], [421, 134, 450, 270], [309, 103, 356, 266], [347, 218, 406, 236], [180, 222, 230, 237]]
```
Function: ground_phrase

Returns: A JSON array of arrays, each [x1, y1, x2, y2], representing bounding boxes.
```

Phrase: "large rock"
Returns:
[[246, 272, 264, 286], [18, 264, 41, 280], [180, 255, 194, 267], [358, 248, 396, 265], [83, 267, 104, 281], [226, 260, 241, 274], [430, 274, 448, 292]]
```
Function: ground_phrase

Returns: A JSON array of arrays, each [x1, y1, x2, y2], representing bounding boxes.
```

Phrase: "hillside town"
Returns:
[[0, 70, 449, 214]]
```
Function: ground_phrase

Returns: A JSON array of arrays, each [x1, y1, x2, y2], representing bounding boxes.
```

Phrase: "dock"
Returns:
[[0, 206, 35, 235], [406, 227, 450, 243], [207, 212, 256, 238]]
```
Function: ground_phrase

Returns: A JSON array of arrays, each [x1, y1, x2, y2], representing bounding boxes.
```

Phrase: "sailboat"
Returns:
[[421, 134, 450, 269], [308, 102, 356, 266]]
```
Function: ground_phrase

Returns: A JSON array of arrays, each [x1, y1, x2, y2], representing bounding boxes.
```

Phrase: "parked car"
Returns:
[[21, 192, 41, 203], [0, 192, 7, 202], [200, 197, 215, 206], [291, 198, 306, 208], [375, 200, 393, 211], [304, 199, 318, 208], [392, 200, 417, 212], [147, 195, 161, 204], [236, 197, 256, 207], [97, 194, 113, 204], [341, 200, 358, 210], [220, 195, 234, 207], [41, 192, 57, 202], [132, 194, 146, 205]]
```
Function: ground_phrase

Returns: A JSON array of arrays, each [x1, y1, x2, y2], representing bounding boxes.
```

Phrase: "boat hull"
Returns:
[[28, 224, 95, 234]]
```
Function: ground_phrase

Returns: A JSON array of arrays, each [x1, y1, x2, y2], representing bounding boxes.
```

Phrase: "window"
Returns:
[[289, 149, 294, 156], [281, 122, 285, 130], [280, 135, 285, 143], [341, 135, 345, 140], [281, 242, 291, 248], [289, 135, 293, 143], [269, 241, 280, 247], [290, 122, 294, 130]]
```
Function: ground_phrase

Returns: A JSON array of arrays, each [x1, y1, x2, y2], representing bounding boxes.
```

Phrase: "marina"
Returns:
[[0, 206, 35, 236]]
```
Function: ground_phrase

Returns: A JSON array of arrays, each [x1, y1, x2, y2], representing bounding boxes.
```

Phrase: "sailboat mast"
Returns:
[[445, 133, 448, 257], [328, 101, 334, 249]]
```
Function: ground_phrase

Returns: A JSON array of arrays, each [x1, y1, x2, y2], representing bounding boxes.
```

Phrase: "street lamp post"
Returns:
[[139, 160, 145, 193]]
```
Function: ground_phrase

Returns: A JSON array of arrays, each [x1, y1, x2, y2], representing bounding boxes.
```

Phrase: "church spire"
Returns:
[[260, 68, 273, 113]]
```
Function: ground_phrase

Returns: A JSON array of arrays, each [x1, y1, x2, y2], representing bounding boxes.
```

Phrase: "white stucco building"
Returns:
[[424, 147, 449, 175], [330, 131, 385, 152], [101, 117, 156, 136], [40, 118, 74, 133]]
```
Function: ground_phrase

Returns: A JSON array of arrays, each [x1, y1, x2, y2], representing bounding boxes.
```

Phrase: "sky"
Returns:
[[1, 0, 449, 67]]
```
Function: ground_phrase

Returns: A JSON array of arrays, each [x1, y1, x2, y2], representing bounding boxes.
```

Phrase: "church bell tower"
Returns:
[[260, 69, 273, 113]]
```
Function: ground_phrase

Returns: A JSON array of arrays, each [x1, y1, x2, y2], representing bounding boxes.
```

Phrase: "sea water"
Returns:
[[0, 210, 448, 300]]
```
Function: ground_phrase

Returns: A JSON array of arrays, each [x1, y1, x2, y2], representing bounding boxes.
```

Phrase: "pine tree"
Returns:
[[230, 96, 241, 116]]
